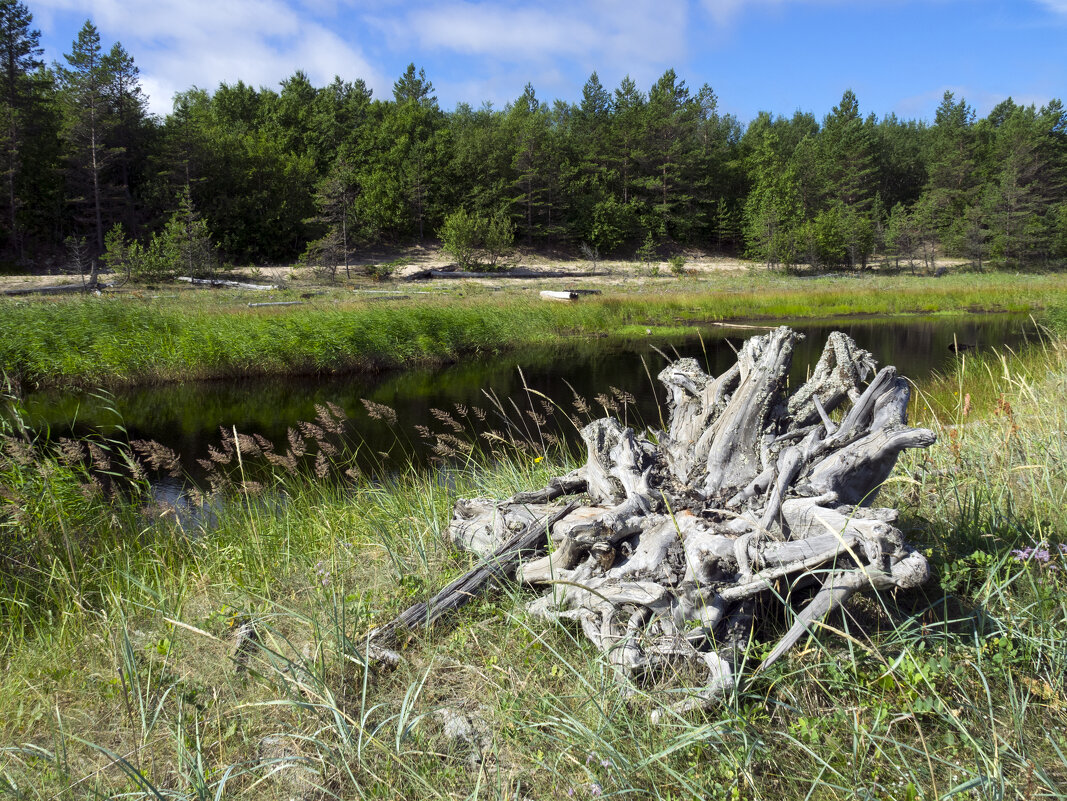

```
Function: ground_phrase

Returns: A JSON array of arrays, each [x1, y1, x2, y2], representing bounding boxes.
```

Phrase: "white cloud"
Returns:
[[1033, 0, 1067, 13], [385, 0, 687, 97], [700, 0, 812, 26], [702, 0, 772, 26], [405, 4, 600, 57], [34, 0, 389, 116]]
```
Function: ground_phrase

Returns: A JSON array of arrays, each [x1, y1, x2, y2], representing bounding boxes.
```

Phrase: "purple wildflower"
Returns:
[[315, 560, 332, 586], [589, 783, 603, 797], [1011, 543, 1058, 564]]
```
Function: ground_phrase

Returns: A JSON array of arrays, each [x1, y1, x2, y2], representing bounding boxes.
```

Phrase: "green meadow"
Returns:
[[3, 270, 1067, 389], [2, 306, 1067, 798]]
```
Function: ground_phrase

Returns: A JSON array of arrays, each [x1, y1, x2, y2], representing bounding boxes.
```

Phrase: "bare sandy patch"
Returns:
[[0, 245, 976, 296]]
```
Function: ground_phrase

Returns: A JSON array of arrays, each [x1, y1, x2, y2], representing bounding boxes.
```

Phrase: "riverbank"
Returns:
[[2, 334, 1066, 798], [3, 270, 1067, 390]]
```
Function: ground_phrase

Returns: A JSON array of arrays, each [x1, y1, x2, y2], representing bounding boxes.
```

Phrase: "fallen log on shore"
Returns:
[[177, 277, 277, 290], [406, 267, 602, 280], [372, 326, 934, 718], [2, 282, 104, 296]]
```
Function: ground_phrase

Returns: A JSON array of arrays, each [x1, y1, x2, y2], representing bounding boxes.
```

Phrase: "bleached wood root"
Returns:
[[384, 327, 934, 720]]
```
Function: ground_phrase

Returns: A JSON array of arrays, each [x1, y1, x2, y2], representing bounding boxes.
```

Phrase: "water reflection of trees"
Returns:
[[17, 315, 1035, 480]]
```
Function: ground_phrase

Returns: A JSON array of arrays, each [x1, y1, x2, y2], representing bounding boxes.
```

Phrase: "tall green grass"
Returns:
[[3, 271, 1067, 389], [3, 335, 1067, 798]]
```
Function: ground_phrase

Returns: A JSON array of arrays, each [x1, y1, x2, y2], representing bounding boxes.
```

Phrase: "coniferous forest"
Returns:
[[2, 1, 1066, 274]]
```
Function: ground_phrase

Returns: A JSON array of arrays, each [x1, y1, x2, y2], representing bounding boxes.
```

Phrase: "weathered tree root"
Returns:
[[379, 327, 934, 720]]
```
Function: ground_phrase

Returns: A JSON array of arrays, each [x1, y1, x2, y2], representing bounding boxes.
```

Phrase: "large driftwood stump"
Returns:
[[381, 327, 934, 718]]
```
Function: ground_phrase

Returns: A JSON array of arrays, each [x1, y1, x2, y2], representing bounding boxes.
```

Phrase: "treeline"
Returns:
[[2, 1, 1066, 274]]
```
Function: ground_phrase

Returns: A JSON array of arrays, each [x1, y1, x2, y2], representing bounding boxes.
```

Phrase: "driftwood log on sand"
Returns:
[[176, 276, 277, 290], [372, 327, 934, 719]]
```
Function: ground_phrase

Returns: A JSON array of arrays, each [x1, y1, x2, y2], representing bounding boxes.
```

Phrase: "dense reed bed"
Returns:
[[2, 327, 1067, 798], [3, 270, 1066, 389]]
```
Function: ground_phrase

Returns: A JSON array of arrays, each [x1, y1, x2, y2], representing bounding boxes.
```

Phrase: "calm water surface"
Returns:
[[16, 313, 1038, 481]]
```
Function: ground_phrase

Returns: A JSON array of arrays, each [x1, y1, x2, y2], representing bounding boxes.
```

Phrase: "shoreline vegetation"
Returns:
[[2, 325, 1067, 797], [4, 268, 1067, 391]]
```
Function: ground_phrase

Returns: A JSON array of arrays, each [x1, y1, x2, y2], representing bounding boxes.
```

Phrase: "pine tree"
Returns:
[[819, 90, 876, 211], [163, 185, 217, 278], [690, 83, 739, 244], [57, 20, 113, 283], [981, 102, 1064, 265], [743, 127, 801, 267], [643, 69, 700, 241], [713, 196, 740, 252], [818, 90, 878, 267], [102, 41, 147, 233], [355, 64, 445, 242], [884, 202, 913, 269], [506, 83, 550, 245], [609, 76, 645, 206], [924, 91, 977, 251], [961, 202, 988, 269], [563, 72, 613, 243], [304, 155, 357, 278], [0, 0, 42, 257]]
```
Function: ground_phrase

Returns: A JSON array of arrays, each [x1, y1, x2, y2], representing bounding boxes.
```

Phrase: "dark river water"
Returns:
[[14, 313, 1038, 482]]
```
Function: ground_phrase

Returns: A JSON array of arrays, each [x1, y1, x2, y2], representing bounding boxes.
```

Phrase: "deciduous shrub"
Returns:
[[439, 208, 514, 270]]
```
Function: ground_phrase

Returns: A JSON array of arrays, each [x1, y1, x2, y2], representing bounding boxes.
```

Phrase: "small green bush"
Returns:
[[481, 209, 516, 269], [667, 255, 685, 275], [366, 262, 396, 280], [439, 207, 515, 270], [439, 208, 481, 268], [103, 189, 221, 282]]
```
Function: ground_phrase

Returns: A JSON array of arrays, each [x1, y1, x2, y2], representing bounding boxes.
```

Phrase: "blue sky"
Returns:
[[27, 0, 1067, 124]]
